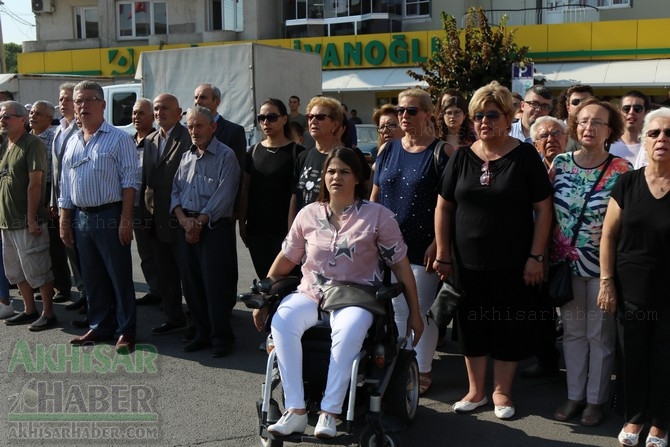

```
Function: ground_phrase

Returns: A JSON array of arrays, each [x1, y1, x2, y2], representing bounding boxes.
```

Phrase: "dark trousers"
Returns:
[[74, 206, 136, 337], [618, 300, 670, 430], [48, 217, 71, 293], [152, 237, 185, 326], [177, 219, 237, 348], [133, 209, 161, 296], [247, 233, 285, 279], [532, 291, 560, 368]]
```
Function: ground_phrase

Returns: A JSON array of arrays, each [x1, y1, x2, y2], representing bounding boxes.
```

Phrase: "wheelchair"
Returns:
[[239, 275, 420, 447]]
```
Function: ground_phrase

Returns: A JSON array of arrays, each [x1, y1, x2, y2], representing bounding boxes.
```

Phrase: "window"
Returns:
[[578, 0, 630, 7], [405, 0, 429, 17], [75, 7, 99, 39], [117, 1, 167, 39], [211, 0, 243, 32], [111, 91, 137, 127]]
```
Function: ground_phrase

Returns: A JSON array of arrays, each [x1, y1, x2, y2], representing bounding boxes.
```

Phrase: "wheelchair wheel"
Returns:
[[382, 350, 419, 425], [260, 436, 283, 447], [359, 424, 402, 447]]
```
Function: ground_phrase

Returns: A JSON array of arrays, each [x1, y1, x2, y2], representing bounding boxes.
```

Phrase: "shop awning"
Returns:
[[322, 67, 427, 92], [533, 59, 670, 88]]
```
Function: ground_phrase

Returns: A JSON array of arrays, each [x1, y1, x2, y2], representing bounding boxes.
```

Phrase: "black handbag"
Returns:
[[547, 260, 573, 307], [428, 279, 465, 328], [548, 155, 613, 306], [320, 284, 386, 316]]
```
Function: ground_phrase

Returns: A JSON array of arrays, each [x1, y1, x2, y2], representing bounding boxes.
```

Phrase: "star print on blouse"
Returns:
[[379, 243, 400, 263], [365, 270, 385, 288], [334, 238, 354, 261], [317, 215, 331, 230], [313, 271, 330, 286]]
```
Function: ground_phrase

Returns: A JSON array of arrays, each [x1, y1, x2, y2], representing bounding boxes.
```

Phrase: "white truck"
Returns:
[[102, 43, 323, 141]]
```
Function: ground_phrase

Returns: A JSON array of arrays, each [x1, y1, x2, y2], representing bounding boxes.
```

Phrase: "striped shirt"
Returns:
[[58, 121, 140, 209], [170, 138, 240, 224], [35, 126, 56, 182]]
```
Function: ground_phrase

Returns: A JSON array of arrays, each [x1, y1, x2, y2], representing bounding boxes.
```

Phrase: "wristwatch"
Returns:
[[529, 254, 544, 262]]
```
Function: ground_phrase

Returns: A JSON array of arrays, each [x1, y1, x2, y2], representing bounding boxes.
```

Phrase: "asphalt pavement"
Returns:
[[0, 235, 626, 447]]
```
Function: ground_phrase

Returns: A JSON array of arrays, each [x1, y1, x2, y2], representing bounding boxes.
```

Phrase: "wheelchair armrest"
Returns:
[[258, 276, 300, 296], [376, 283, 405, 302]]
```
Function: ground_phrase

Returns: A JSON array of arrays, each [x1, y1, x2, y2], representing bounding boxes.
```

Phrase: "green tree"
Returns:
[[4, 43, 21, 73], [408, 7, 531, 100]]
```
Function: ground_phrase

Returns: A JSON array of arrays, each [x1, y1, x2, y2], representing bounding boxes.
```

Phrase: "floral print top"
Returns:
[[550, 153, 632, 277]]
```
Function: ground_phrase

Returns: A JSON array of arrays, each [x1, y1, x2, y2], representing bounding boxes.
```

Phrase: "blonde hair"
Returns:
[[468, 81, 515, 122], [398, 88, 433, 114], [305, 96, 345, 125]]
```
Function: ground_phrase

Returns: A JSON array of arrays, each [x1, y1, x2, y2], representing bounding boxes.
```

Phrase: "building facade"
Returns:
[[19, 0, 670, 122]]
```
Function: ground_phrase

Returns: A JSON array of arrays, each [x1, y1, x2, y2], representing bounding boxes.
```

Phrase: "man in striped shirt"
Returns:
[[58, 81, 141, 354]]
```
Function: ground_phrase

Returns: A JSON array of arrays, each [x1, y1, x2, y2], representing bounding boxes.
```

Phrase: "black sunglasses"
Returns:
[[622, 104, 644, 114], [570, 98, 583, 106], [306, 113, 332, 121], [646, 128, 670, 139], [473, 112, 502, 122], [257, 113, 281, 123], [396, 107, 420, 116]]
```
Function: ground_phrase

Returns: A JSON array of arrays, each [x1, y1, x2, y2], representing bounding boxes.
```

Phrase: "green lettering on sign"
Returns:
[[364, 40, 386, 66], [323, 43, 341, 67], [343, 42, 362, 66]]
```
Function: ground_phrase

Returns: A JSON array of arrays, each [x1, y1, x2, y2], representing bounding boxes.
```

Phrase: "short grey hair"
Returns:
[[0, 100, 28, 120], [530, 116, 566, 141], [186, 106, 214, 124], [134, 97, 153, 109], [73, 80, 104, 100], [32, 100, 56, 118], [58, 82, 76, 92]]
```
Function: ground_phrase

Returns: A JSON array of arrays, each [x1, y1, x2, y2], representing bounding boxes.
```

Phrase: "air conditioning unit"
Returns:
[[32, 0, 54, 14]]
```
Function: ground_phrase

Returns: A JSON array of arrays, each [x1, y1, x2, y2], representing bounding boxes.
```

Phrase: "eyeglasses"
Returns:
[[537, 130, 566, 141], [570, 98, 584, 106], [443, 110, 464, 117], [74, 97, 102, 106], [524, 101, 552, 112], [646, 128, 670, 139], [577, 119, 609, 128], [0, 114, 22, 120], [473, 112, 502, 122], [621, 104, 644, 114], [306, 113, 333, 121], [480, 161, 490, 186], [257, 113, 281, 123], [396, 107, 420, 116], [377, 123, 399, 133]]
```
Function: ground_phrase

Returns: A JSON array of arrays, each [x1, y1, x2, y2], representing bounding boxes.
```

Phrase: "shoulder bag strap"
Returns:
[[569, 154, 613, 246]]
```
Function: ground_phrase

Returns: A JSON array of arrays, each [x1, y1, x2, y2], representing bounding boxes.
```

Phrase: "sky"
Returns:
[[1, 1, 37, 44]]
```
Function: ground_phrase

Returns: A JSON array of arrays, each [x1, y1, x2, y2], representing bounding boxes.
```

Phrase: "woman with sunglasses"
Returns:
[[438, 94, 476, 149], [599, 108, 670, 447], [239, 98, 305, 278], [433, 81, 553, 420], [370, 88, 451, 395], [288, 97, 346, 227], [551, 98, 632, 427]]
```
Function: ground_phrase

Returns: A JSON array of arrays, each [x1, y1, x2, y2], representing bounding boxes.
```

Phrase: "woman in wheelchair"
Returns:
[[252, 147, 424, 439]]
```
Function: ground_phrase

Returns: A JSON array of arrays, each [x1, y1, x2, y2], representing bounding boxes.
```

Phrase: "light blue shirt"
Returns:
[[170, 138, 240, 224], [509, 120, 532, 144], [58, 121, 140, 209]]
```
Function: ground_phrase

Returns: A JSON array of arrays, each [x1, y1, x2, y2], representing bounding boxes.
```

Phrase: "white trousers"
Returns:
[[392, 264, 440, 373], [561, 276, 616, 404], [270, 292, 374, 414]]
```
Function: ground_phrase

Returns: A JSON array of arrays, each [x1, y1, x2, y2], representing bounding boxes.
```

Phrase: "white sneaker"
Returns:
[[314, 412, 337, 439], [267, 411, 307, 436], [0, 301, 15, 319]]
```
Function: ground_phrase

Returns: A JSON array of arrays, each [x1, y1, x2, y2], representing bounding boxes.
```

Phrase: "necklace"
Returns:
[[265, 146, 279, 154]]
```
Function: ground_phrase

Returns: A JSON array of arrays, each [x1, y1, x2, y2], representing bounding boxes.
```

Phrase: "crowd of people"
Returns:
[[0, 79, 668, 446]]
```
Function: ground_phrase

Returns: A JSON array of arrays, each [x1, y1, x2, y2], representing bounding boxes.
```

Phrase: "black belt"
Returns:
[[79, 201, 122, 213], [183, 210, 200, 218]]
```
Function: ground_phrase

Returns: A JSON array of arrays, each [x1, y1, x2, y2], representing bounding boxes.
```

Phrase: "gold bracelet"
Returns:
[[600, 276, 614, 281]]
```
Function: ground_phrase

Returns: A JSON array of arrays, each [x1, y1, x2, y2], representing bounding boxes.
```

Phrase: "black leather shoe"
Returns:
[[181, 326, 196, 343], [71, 318, 89, 329], [521, 363, 559, 379], [152, 321, 186, 335], [136, 293, 161, 306], [66, 297, 86, 311], [211, 344, 233, 358], [181, 339, 210, 353]]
